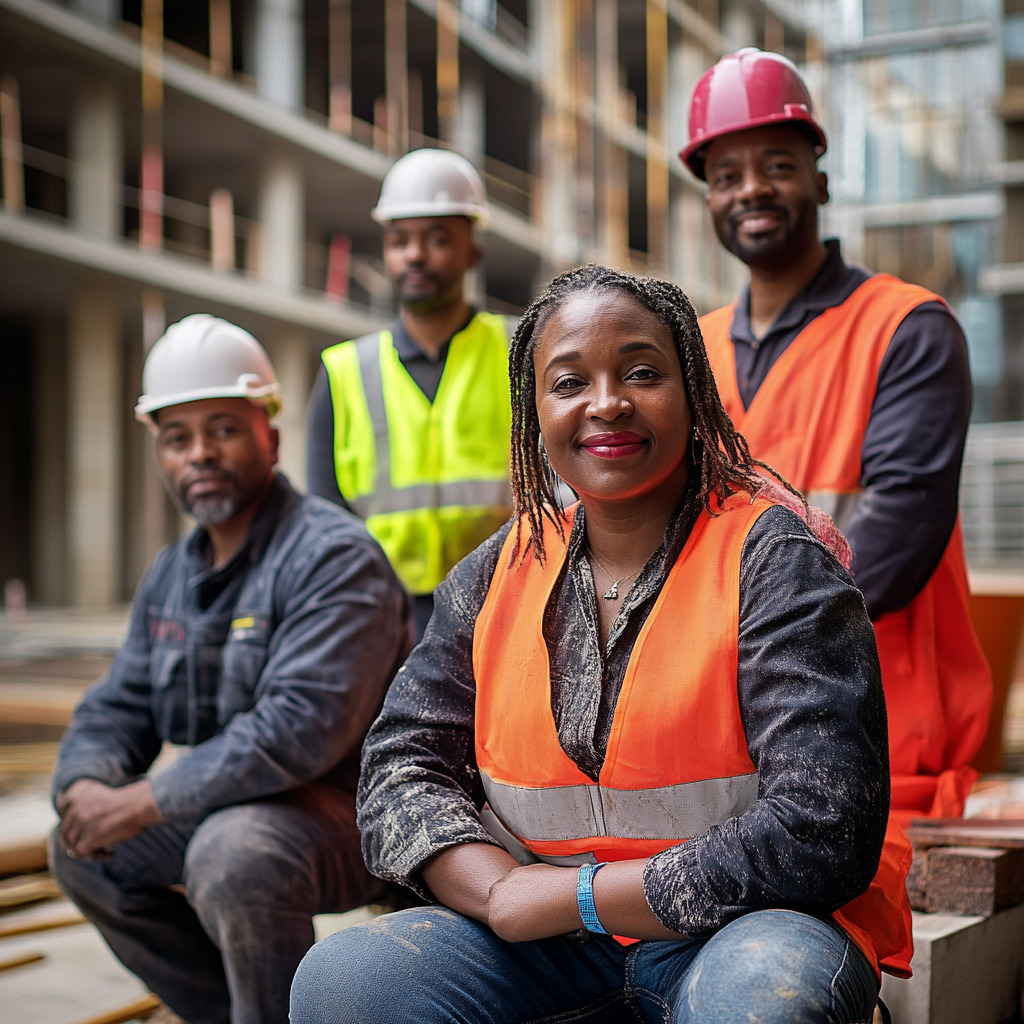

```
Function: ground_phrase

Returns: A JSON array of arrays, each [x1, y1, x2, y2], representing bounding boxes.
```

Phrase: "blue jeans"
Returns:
[[51, 783, 383, 1024], [290, 906, 879, 1024]]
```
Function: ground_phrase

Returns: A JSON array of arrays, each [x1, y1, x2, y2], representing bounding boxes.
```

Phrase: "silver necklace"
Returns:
[[588, 550, 642, 601]]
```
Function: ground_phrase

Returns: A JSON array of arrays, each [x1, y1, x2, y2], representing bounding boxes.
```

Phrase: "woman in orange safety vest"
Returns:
[[291, 266, 913, 1024]]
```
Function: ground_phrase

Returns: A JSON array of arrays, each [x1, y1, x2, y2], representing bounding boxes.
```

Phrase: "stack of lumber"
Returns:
[[906, 818, 1024, 916]]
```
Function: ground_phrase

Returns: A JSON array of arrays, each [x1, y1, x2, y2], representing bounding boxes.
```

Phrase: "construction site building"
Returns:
[[0, 0, 819, 609]]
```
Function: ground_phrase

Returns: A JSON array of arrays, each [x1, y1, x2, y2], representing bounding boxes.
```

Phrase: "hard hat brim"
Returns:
[[681, 110, 828, 181], [371, 202, 491, 231], [135, 383, 282, 431]]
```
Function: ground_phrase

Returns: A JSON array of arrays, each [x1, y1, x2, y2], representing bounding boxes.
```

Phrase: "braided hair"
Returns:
[[509, 263, 802, 563]]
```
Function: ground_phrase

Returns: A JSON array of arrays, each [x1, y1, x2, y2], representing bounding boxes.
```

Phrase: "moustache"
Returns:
[[178, 469, 238, 496], [397, 268, 440, 288], [726, 203, 791, 234]]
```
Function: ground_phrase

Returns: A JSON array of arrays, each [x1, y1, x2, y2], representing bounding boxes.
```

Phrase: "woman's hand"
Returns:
[[423, 845, 688, 943], [485, 864, 582, 942]]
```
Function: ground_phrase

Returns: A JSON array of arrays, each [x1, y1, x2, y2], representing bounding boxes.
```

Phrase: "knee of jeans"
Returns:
[[290, 910, 451, 1024], [680, 911, 847, 1023], [183, 809, 306, 913]]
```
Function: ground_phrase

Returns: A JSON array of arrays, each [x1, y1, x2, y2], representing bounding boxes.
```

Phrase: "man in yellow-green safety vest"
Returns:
[[306, 149, 514, 639]]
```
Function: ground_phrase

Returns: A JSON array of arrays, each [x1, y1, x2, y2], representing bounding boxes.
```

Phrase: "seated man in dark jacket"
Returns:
[[51, 314, 413, 1024]]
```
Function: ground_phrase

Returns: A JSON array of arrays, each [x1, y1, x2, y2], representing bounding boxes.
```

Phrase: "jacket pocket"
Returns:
[[218, 618, 270, 725]]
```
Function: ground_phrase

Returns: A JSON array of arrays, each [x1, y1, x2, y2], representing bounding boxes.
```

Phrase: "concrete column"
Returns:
[[258, 154, 305, 292], [67, 282, 122, 607], [455, 64, 485, 165], [255, 0, 305, 111], [72, 0, 118, 26], [68, 80, 122, 238], [31, 318, 66, 605], [265, 332, 311, 489]]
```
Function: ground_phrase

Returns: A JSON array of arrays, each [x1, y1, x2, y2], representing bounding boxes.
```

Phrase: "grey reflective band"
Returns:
[[806, 490, 862, 533], [351, 333, 510, 519], [480, 771, 759, 844]]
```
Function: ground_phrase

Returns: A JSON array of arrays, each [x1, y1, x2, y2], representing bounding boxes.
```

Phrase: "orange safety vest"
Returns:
[[473, 496, 914, 979], [701, 275, 992, 827]]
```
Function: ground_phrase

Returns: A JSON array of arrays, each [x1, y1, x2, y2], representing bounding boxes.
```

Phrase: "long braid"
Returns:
[[508, 264, 803, 564]]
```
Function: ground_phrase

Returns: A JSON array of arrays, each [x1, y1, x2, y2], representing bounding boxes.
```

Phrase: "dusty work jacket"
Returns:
[[475, 496, 912, 977], [702, 273, 992, 824], [53, 475, 412, 822], [358, 482, 895, 955]]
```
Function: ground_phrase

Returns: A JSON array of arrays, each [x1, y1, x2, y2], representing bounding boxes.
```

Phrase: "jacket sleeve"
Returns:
[[149, 530, 411, 821], [305, 363, 351, 511], [52, 559, 166, 796], [643, 506, 889, 935], [356, 526, 511, 893], [845, 302, 970, 619]]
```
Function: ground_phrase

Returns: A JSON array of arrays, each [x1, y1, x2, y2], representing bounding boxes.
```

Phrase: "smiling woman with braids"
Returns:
[[291, 266, 913, 1024]]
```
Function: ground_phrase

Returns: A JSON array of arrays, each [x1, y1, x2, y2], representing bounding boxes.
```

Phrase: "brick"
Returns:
[[924, 847, 1018, 917], [906, 848, 928, 911]]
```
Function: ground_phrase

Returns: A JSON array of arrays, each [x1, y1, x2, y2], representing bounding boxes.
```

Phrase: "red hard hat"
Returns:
[[681, 47, 827, 180]]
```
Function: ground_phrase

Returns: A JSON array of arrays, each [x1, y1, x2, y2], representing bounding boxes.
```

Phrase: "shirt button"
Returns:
[[751, 340, 760, 350]]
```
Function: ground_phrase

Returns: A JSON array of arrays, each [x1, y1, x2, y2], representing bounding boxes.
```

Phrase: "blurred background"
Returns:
[[1, 4, 1024, 1017], [0, 0, 1020, 609]]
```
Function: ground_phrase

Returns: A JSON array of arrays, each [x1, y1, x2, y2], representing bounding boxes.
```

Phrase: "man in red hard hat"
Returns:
[[683, 47, 991, 827]]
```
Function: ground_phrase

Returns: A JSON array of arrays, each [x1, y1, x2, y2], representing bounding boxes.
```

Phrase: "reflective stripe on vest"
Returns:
[[348, 332, 511, 518], [322, 311, 513, 594], [701, 276, 992, 827], [473, 496, 914, 977], [480, 772, 759, 844]]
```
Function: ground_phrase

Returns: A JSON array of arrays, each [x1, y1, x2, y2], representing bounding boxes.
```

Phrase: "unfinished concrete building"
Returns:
[[0, 0, 815, 608]]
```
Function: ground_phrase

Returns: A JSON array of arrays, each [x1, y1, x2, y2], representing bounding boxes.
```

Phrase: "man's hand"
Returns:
[[56, 779, 164, 860]]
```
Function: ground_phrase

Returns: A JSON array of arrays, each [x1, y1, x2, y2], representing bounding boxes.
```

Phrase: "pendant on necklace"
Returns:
[[601, 583, 619, 601]]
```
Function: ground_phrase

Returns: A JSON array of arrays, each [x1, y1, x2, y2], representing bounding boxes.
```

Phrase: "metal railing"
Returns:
[[960, 420, 1024, 568]]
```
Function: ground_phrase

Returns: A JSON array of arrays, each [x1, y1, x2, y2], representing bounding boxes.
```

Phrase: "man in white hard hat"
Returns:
[[307, 148, 514, 640], [51, 314, 412, 1024]]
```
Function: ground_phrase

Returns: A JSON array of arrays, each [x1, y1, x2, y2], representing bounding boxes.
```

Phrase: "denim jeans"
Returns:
[[51, 783, 383, 1024], [290, 906, 879, 1024]]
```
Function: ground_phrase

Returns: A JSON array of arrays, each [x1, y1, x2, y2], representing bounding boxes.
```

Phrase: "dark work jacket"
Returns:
[[357, 493, 889, 936], [54, 475, 413, 823]]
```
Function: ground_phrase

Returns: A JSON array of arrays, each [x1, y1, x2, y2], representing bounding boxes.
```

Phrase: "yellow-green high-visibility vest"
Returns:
[[321, 311, 513, 595]]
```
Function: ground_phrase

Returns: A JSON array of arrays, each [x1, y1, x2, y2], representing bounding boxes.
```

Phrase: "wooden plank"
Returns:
[[0, 742, 60, 775], [0, 950, 44, 972], [0, 872, 62, 908], [0, 910, 84, 939], [0, 838, 48, 877], [70, 993, 162, 1024]]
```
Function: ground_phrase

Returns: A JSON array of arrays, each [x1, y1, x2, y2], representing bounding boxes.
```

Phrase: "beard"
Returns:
[[716, 197, 819, 270], [169, 469, 243, 525], [395, 269, 461, 312]]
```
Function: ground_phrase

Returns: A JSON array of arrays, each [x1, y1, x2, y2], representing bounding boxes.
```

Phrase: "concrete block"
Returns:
[[880, 905, 1024, 1024]]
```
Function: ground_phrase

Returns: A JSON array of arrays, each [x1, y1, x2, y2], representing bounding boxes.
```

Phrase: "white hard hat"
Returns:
[[135, 314, 281, 430], [371, 149, 490, 229]]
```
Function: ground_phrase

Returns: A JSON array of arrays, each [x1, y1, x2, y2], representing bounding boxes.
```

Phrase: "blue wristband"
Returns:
[[576, 862, 610, 935]]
